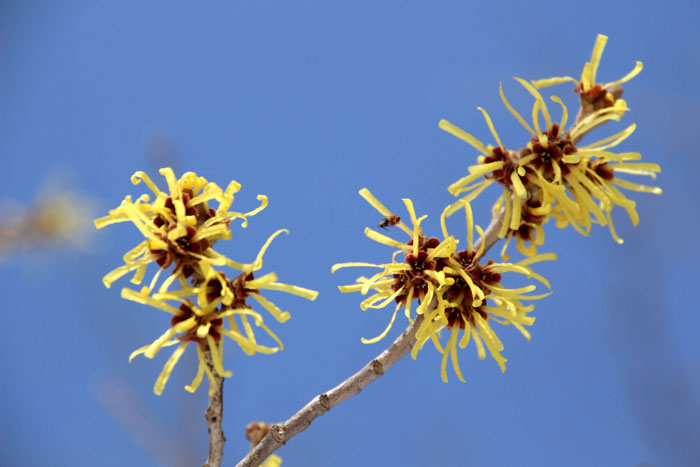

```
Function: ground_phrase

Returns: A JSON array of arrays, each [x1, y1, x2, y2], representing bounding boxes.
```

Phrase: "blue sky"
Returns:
[[2, 1, 699, 466]]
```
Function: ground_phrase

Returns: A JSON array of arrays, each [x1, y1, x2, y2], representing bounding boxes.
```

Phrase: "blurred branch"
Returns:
[[235, 209, 506, 467], [94, 373, 198, 466]]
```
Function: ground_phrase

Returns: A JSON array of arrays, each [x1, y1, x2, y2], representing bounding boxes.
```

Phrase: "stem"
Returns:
[[203, 349, 226, 467], [235, 211, 506, 467]]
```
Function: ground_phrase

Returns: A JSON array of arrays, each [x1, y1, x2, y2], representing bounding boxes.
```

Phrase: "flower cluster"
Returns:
[[95, 168, 317, 394], [86, 34, 663, 467], [0, 183, 93, 259], [532, 34, 643, 117], [439, 35, 660, 257], [334, 189, 554, 381]]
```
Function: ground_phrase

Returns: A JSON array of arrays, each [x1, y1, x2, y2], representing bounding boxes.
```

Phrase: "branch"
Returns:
[[203, 349, 226, 467], [235, 210, 506, 467], [478, 206, 506, 256]]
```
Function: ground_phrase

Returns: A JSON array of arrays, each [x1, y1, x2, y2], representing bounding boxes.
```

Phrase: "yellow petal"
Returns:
[[580, 124, 636, 152], [358, 187, 392, 217], [144, 317, 197, 359], [448, 326, 466, 382], [102, 257, 153, 289], [531, 76, 577, 89], [499, 82, 534, 135], [586, 34, 608, 88], [131, 171, 162, 196], [185, 357, 206, 393], [153, 341, 189, 395], [361, 306, 399, 344], [605, 61, 643, 89], [515, 77, 551, 129], [129, 340, 179, 363], [259, 281, 319, 300], [550, 95, 568, 130], [438, 120, 489, 155], [121, 287, 182, 314], [611, 179, 662, 194], [206, 336, 232, 377], [249, 293, 291, 322], [196, 345, 218, 395], [477, 107, 504, 149], [239, 194, 268, 228], [244, 272, 278, 289], [249, 229, 289, 271], [364, 227, 407, 249]]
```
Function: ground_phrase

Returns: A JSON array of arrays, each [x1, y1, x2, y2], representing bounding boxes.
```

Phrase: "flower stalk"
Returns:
[[236, 211, 507, 467]]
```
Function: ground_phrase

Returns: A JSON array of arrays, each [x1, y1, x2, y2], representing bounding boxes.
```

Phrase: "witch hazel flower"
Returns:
[[94, 168, 269, 291], [439, 76, 661, 251], [531, 34, 643, 117], [333, 188, 458, 344], [334, 189, 553, 382], [418, 200, 554, 381], [96, 168, 317, 394]]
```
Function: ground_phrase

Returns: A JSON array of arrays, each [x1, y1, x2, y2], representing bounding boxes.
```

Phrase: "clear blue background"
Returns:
[[2, 1, 699, 466]]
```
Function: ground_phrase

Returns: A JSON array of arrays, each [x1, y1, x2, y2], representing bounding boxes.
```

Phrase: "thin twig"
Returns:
[[235, 210, 506, 467], [203, 349, 226, 467]]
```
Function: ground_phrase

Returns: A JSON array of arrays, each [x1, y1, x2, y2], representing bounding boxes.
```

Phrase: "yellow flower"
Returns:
[[440, 78, 661, 247], [200, 265, 318, 354], [122, 283, 272, 395], [439, 82, 555, 251], [95, 168, 268, 292], [334, 190, 553, 381], [413, 201, 554, 382], [96, 168, 318, 394], [531, 34, 643, 116], [122, 255, 317, 395], [495, 194, 547, 260], [517, 80, 661, 243], [333, 188, 457, 345]]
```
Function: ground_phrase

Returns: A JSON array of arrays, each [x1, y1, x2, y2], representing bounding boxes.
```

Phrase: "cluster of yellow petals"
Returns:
[[95, 168, 270, 291], [334, 189, 554, 381], [95, 168, 318, 394], [440, 74, 661, 255], [531, 34, 643, 116]]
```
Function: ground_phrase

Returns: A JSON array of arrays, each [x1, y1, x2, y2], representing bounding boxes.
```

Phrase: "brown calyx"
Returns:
[[203, 270, 259, 310], [511, 196, 546, 241], [149, 188, 225, 280], [442, 248, 505, 329], [391, 236, 442, 305], [231, 271, 259, 308], [151, 224, 211, 279], [483, 146, 519, 187], [587, 160, 615, 181], [529, 123, 576, 181], [576, 83, 624, 115], [445, 306, 488, 330], [245, 422, 271, 449], [170, 300, 223, 343]]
